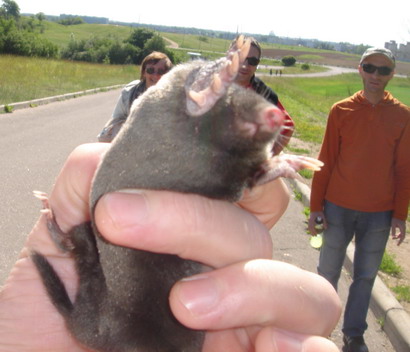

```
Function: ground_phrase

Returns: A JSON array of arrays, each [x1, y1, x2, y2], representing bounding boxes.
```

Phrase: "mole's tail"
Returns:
[[31, 252, 74, 317]]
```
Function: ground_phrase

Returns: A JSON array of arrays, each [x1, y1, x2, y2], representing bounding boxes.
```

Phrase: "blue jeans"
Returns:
[[318, 201, 392, 337]]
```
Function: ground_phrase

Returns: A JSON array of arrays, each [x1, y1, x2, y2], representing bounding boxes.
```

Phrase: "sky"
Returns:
[[14, 0, 410, 48]]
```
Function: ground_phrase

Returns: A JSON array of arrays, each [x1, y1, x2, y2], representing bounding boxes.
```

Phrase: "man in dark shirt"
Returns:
[[230, 36, 294, 155]]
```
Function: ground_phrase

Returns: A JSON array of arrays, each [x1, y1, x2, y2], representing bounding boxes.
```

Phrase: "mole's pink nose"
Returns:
[[264, 106, 285, 131]]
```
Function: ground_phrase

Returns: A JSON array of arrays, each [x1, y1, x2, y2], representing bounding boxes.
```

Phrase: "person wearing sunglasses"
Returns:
[[98, 51, 173, 142], [229, 36, 294, 156], [308, 47, 410, 352]]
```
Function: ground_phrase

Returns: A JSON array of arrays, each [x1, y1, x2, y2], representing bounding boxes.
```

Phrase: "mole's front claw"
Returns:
[[283, 155, 324, 172], [33, 190, 74, 252], [253, 154, 324, 186]]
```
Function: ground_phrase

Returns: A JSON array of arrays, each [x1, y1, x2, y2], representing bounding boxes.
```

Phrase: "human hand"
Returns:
[[308, 211, 327, 236], [96, 191, 340, 352], [0, 143, 341, 352], [237, 178, 290, 230], [391, 217, 406, 246]]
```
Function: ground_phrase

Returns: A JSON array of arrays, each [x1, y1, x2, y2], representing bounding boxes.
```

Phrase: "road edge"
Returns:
[[0, 84, 124, 113]]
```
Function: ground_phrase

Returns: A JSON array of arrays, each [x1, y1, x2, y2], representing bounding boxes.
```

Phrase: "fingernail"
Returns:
[[101, 191, 149, 228], [177, 275, 220, 316]]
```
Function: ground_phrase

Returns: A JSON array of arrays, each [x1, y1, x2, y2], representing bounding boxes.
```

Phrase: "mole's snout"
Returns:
[[263, 106, 285, 132]]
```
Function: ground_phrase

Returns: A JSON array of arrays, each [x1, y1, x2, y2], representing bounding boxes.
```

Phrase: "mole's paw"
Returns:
[[33, 190, 50, 208], [254, 154, 323, 185], [33, 190, 74, 252], [279, 155, 324, 173]]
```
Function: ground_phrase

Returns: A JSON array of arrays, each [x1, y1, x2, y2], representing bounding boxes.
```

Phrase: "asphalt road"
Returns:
[[0, 89, 120, 284], [0, 89, 396, 351]]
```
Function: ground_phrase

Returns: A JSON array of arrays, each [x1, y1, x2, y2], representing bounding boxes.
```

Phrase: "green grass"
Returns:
[[41, 21, 133, 47], [263, 74, 410, 143], [160, 33, 231, 53], [298, 169, 314, 179], [380, 251, 402, 276], [391, 285, 410, 303], [0, 55, 138, 105], [286, 146, 310, 154], [2, 44, 409, 123], [303, 206, 310, 218], [36, 20, 367, 61], [294, 190, 302, 201], [40, 22, 232, 53]]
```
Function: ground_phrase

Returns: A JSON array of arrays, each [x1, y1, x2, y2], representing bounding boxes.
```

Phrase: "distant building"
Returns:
[[385, 40, 410, 62]]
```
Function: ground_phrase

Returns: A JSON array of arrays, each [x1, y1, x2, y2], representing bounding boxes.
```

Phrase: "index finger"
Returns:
[[95, 190, 273, 268]]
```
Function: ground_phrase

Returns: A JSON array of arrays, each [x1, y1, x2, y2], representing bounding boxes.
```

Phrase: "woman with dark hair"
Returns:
[[98, 51, 173, 142]]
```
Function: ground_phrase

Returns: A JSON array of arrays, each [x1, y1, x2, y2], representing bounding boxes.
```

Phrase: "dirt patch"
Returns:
[[288, 137, 410, 314], [262, 48, 410, 76]]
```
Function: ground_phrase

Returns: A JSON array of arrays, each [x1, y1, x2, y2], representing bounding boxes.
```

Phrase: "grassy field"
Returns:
[[2, 54, 409, 115], [40, 21, 134, 47], [265, 74, 410, 143], [36, 20, 410, 74], [0, 55, 138, 105], [38, 21, 357, 56]]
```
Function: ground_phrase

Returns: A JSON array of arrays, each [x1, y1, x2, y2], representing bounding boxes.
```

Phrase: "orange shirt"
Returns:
[[310, 91, 410, 221]]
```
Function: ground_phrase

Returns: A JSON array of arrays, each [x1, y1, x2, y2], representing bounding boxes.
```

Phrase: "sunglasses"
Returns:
[[244, 57, 260, 66], [145, 67, 168, 75], [361, 63, 393, 76]]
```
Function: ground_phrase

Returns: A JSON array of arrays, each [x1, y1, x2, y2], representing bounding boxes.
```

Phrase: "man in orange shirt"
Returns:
[[308, 48, 410, 352]]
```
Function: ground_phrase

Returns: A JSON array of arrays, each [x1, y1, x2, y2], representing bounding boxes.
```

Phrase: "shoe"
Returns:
[[342, 335, 369, 352]]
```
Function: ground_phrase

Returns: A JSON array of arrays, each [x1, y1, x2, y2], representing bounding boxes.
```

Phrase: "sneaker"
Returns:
[[342, 335, 369, 352]]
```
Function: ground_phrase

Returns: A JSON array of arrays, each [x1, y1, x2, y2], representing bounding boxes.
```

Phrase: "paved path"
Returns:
[[0, 89, 120, 284], [258, 65, 357, 78]]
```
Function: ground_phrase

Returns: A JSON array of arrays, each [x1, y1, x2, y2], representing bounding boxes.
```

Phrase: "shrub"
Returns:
[[301, 63, 310, 70], [4, 104, 13, 113], [0, 17, 58, 57], [282, 56, 296, 67]]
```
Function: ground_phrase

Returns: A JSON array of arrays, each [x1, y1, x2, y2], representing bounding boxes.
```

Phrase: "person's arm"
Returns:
[[391, 116, 410, 245], [97, 93, 128, 142], [272, 100, 294, 155], [97, 81, 140, 142], [0, 143, 340, 352], [310, 106, 340, 206], [308, 105, 340, 235]]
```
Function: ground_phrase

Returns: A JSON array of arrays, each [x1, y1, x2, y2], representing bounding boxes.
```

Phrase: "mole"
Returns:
[[32, 36, 322, 352]]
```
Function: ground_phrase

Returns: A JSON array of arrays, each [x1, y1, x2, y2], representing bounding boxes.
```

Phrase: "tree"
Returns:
[[36, 12, 45, 22], [142, 34, 167, 55], [126, 28, 154, 49], [0, 0, 20, 20]]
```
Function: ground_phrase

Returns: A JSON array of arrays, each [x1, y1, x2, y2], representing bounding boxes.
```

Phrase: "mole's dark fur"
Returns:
[[31, 39, 315, 352]]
